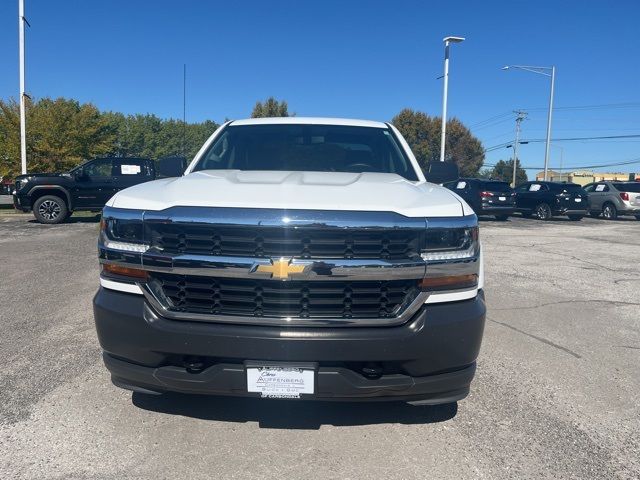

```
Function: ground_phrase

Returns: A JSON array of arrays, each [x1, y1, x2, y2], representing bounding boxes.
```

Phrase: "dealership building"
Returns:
[[535, 170, 638, 185]]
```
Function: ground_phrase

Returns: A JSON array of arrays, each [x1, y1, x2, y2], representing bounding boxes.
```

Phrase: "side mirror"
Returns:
[[157, 156, 187, 178], [424, 162, 459, 184]]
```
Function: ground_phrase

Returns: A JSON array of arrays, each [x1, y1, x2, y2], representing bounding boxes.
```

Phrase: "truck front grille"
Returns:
[[149, 224, 422, 260], [150, 272, 419, 319]]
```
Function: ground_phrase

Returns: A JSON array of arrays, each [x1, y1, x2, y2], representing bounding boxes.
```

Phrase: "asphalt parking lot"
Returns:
[[0, 213, 638, 479]]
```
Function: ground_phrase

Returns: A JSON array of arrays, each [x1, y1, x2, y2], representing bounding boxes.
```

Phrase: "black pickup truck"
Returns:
[[13, 157, 185, 224]]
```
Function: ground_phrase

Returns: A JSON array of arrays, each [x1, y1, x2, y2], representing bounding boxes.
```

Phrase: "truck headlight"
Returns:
[[100, 207, 148, 252], [16, 177, 31, 190], [420, 226, 478, 262], [419, 220, 479, 292]]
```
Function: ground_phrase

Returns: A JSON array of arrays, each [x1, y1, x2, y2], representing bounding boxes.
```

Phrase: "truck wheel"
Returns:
[[568, 215, 583, 221], [535, 203, 552, 221], [495, 215, 510, 221], [602, 203, 617, 220], [33, 195, 68, 224]]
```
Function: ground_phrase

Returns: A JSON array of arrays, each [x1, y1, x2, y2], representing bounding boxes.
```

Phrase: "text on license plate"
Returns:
[[247, 366, 315, 398], [499, 196, 506, 201]]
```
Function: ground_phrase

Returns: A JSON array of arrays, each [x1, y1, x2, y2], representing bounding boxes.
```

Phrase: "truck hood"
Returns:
[[107, 170, 472, 217]]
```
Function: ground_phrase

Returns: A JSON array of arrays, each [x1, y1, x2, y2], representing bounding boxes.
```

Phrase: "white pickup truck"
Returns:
[[93, 117, 486, 405]]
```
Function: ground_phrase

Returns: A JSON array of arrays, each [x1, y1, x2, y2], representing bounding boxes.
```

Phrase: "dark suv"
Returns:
[[514, 181, 589, 221], [444, 178, 515, 220]]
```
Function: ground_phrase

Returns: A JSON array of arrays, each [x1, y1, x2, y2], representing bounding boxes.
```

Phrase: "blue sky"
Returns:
[[1, 0, 639, 175]]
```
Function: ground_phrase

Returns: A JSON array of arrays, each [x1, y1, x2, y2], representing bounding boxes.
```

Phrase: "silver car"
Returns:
[[584, 181, 640, 220]]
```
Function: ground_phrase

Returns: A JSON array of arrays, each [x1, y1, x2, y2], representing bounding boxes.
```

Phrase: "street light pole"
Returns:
[[502, 64, 556, 181], [440, 36, 465, 162], [543, 66, 556, 181], [19, 0, 27, 175]]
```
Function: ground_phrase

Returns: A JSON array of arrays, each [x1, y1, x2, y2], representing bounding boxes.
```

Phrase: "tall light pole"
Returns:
[[19, 0, 28, 175], [502, 64, 556, 181], [440, 36, 465, 162]]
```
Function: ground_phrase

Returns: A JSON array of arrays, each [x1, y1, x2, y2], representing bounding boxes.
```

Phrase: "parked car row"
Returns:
[[9, 155, 640, 224], [445, 178, 640, 221]]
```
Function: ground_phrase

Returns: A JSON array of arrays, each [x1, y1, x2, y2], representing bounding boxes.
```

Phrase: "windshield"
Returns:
[[192, 124, 419, 181], [613, 182, 640, 192]]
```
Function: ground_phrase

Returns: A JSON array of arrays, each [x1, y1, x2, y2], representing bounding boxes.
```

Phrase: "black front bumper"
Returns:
[[93, 287, 486, 404], [13, 193, 31, 211]]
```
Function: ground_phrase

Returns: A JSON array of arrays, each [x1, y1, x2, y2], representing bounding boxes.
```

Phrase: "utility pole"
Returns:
[[19, 0, 28, 175], [511, 110, 527, 187]]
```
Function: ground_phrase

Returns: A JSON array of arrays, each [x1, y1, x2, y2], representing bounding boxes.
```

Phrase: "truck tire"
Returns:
[[33, 195, 69, 224], [602, 203, 617, 220], [535, 203, 552, 221]]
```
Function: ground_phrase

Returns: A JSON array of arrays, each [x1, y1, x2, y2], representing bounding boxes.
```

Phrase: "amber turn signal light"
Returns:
[[102, 264, 148, 280], [419, 274, 478, 291]]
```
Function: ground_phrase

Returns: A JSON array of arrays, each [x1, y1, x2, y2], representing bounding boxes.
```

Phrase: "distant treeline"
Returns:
[[0, 96, 489, 179]]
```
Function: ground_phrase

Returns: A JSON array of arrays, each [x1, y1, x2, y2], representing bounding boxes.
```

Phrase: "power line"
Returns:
[[512, 133, 640, 143], [483, 134, 640, 153], [524, 102, 640, 112], [462, 133, 640, 169], [483, 156, 640, 171], [468, 111, 513, 128], [471, 116, 515, 131], [471, 103, 640, 134]]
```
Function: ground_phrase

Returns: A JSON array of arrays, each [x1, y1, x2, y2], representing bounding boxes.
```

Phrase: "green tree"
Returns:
[[251, 97, 290, 118], [0, 97, 114, 178], [0, 97, 219, 178], [102, 112, 218, 160], [0, 99, 21, 178], [485, 159, 528, 185], [391, 108, 485, 177]]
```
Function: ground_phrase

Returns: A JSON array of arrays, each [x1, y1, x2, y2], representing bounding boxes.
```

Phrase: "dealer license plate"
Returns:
[[499, 196, 506, 201], [247, 366, 315, 398]]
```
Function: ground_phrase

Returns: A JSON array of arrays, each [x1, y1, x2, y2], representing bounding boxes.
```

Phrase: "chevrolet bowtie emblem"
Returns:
[[254, 258, 307, 280]]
